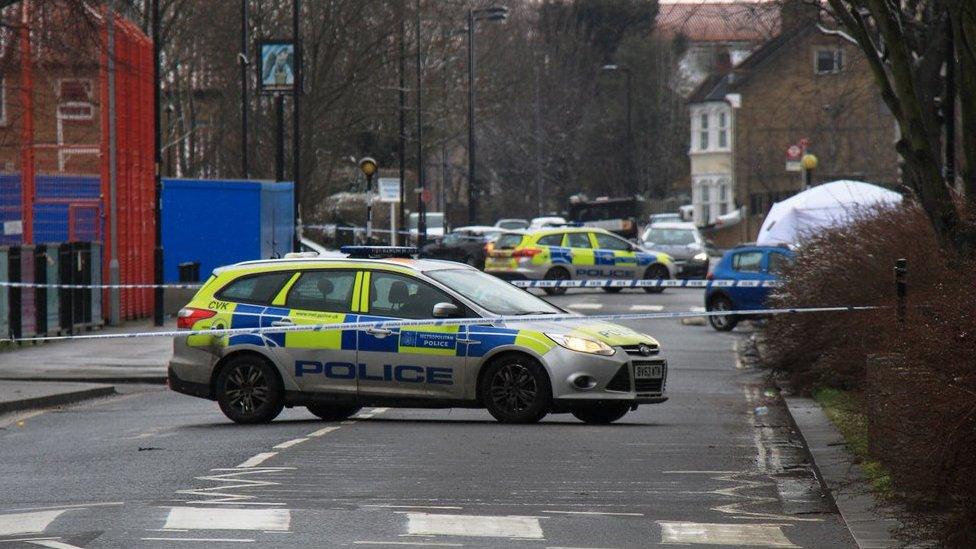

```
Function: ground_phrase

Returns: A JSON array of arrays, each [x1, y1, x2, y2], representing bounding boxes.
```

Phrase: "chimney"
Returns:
[[780, 0, 820, 34]]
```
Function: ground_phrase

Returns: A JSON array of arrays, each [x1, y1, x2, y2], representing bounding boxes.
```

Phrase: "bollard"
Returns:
[[894, 258, 907, 324]]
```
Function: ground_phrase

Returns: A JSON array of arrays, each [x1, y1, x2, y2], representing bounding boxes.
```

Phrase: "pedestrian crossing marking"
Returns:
[[163, 507, 290, 531], [629, 305, 663, 311], [658, 521, 797, 547], [406, 513, 544, 539], [0, 510, 66, 536], [567, 303, 603, 310]]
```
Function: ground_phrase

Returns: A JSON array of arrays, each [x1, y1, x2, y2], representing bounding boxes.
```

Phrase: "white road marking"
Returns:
[[355, 542, 463, 547], [236, 453, 277, 468], [163, 507, 290, 532], [341, 420, 356, 425], [27, 540, 85, 549], [542, 510, 643, 517], [272, 438, 308, 449], [662, 470, 739, 474], [0, 510, 66, 536], [567, 303, 602, 310], [546, 546, 620, 549], [406, 513, 544, 539], [1, 502, 124, 513], [690, 306, 706, 313], [307, 426, 340, 437], [364, 505, 463, 510], [141, 537, 255, 543], [353, 407, 390, 419], [658, 522, 798, 547], [629, 305, 663, 311]]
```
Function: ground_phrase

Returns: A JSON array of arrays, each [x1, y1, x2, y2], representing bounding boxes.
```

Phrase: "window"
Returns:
[[537, 234, 564, 247], [368, 272, 455, 319], [494, 233, 524, 249], [699, 179, 712, 222], [564, 232, 592, 249], [285, 270, 357, 312], [594, 232, 631, 251], [732, 251, 763, 273], [427, 269, 559, 316], [718, 180, 732, 215], [815, 49, 843, 74], [717, 111, 728, 149], [57, 79, 94, 120], [217, 272, 292, 304], [767, 252, 792, 275], [642, 228, 695, 246], [699, 111, 709, 150]]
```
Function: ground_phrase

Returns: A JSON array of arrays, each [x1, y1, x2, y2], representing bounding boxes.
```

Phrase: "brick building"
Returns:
[[687, 5, 900, 246]]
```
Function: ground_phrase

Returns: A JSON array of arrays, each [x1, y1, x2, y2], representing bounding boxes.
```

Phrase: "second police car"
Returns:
[[484, 226, 675, 295], [168, 248, 668, 425]]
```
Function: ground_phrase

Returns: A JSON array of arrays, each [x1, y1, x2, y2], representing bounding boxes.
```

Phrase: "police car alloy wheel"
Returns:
[[216, 355, 285, 424], [307, 404, 361, 421], [571, 404, 630, 424], [707, 296, 737, 331], [480, 355, 552, 423], [642, 265, 669, 294], [543, 267, 570, 296]]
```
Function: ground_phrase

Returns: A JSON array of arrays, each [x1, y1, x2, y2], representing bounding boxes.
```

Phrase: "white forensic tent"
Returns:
[[756, 180, 902, 246]]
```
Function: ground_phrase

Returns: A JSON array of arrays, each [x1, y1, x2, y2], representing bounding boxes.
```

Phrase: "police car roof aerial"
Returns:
[[339, 246, 418, 259]]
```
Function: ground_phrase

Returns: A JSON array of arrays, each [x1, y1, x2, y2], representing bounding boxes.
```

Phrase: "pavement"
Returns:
[[0, 289, 865, 548]]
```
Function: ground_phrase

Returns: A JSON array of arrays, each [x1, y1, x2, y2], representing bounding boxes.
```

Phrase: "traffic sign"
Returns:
[[786, 144, 802, 172], [377, 178, 401, 203]]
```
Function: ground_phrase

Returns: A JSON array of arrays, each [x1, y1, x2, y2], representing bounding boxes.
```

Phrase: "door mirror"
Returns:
[[432, 302, 460, 318]]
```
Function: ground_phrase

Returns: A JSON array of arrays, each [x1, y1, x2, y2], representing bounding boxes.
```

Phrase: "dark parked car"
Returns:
[[419, 226, 511, 269], [704, 245, 795, 331]]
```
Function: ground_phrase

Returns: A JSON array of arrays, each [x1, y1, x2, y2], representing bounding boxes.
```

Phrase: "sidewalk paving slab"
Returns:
[[0, 321, 173, 384], [784, 396, 906, 549], [0, 380, 115, 415]]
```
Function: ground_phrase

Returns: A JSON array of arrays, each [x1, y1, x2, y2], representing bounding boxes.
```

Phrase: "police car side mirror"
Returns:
[[432, 302, 460, 318]]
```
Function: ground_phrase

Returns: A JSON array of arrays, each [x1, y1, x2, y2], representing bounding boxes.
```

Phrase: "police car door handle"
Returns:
[[457, 338, 481, 345], [271, 319, 294, 327], [366, 327, 392, 337]]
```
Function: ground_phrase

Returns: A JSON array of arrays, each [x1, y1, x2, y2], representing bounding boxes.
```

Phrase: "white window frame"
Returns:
[[814, 48, 844, 75], [699, 111, 710, 151], [717, 109, 729, 150]]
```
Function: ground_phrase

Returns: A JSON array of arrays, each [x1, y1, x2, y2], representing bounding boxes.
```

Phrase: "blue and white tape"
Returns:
[[1, 305, 876, 344], [0, 281, 203, 290], [511, 279, 782, 289]]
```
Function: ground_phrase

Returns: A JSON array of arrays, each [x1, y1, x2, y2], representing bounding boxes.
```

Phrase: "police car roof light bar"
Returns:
[[340, 246, 418, 259]]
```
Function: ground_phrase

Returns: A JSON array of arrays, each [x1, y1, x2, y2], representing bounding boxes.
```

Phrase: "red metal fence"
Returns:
[[2, 3, 155, 319]]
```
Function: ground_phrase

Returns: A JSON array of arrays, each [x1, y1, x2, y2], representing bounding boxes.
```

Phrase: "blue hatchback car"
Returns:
[[704, 245, 795, 331]]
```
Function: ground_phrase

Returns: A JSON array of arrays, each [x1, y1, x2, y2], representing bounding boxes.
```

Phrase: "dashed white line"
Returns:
[[272, 438, 308, 450], [542, 510, 644, 517], [354, 542, 463, 547], [567, 303, 603, 310], [27, 540, 86, 549], [406, 513, 544, 539], [307, 426, 340, 437], [364, 505, 463, 510], [658, 521, 798, 548], [0, 510, 67, 536], [140, 538, 255, 543], [629, 305, 663, 311], [163, 507, 290, 532], [236, 452, 277, 468]]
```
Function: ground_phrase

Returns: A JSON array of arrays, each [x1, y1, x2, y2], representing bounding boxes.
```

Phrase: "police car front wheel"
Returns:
[[215, 355, 285, 424], [571, 404, 630, 424], [480, 355, 552, 423]]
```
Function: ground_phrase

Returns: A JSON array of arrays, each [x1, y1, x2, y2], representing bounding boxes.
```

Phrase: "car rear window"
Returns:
[[495, 234, 524, 249], [216, 271, 293, 304], [536, 234, 563, 246], [732, 251, 763, 273]]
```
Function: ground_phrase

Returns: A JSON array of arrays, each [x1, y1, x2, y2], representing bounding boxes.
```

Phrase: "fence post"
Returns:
[[894, 258, 907, 324]]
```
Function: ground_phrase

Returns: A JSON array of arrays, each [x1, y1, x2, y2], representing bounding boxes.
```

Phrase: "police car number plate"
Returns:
[[634, 364, 663, 379]]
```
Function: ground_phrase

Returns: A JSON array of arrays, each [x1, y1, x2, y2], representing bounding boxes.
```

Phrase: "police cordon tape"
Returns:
[[0, 279, 778, 290], [1, 305, 877, 344]]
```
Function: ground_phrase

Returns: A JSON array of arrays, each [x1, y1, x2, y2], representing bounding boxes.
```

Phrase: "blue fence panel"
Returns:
[[0, 174, 22, 246]]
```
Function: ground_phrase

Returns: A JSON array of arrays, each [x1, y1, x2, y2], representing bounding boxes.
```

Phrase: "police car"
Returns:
[[484, 227, 675, 295], [168, 247, 668, 425]]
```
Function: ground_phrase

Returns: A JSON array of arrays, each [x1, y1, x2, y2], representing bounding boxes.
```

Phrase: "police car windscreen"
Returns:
[[643, 228, 695, 245], [427, 269, 560, 316]]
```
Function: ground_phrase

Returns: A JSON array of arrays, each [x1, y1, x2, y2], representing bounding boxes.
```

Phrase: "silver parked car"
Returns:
[[641, 222, 710, 279]]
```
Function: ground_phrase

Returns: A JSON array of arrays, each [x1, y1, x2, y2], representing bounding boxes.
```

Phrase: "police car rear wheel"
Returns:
[[571, 404, 630, 424], [543, 268, 569, 296], [602, 287, 623, 293], [707, 296, 738, 331], [306, 404, 361, 421], [643, 265, 669, 294], [481, 356, 551, 423], [216, 356, 284, 424]]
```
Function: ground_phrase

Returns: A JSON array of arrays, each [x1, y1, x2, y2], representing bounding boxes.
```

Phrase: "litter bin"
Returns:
[[178, 261, 200, 283]]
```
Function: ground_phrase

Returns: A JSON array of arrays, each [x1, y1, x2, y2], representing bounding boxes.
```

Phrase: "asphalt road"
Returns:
[[0, 289, 856, 548]]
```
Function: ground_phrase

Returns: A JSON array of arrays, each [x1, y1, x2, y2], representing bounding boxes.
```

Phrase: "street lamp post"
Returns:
[[466, 5, 508, 225], [601, 64, 634, 191], [359, 157, 378, 241], [152, 0, 164, 326]]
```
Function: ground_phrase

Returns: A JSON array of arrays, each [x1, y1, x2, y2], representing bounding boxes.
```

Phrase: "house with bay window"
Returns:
[[685, 4, 899, 246]]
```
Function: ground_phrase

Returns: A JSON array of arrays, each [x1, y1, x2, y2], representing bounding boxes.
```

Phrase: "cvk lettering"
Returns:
[[294, 361, 452, 385]]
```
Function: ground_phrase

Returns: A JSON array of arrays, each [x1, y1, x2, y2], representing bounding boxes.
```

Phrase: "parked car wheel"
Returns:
[[602, 287, 623, 294], [216, 355, 284, 424], [642, 265, 669, 294], [306, 404, 361, 421], [480, 355, 551, 423], [543, 267, 570, 296], [707, 295, 738, 331], [571, 404, 630, 424]]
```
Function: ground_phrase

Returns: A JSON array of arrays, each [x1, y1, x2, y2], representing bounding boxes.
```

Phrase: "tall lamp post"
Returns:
[[359, 157, 378, 242], [466, 5, 508, 225], [601, 64, 634, 190]]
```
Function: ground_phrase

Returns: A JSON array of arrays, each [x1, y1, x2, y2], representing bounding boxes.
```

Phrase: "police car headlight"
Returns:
[[693, 252, 708, 261], [545, 334, 615, 356]]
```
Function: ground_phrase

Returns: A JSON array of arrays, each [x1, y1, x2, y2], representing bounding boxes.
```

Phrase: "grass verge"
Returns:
[[812, 387, 894, 500]]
